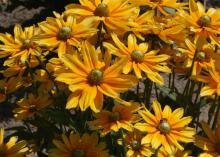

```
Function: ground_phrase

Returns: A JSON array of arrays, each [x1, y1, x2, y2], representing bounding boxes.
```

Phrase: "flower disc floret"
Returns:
[[109, 112, 121, 122], [87, 69, 104, 86], [131, 50, 145, 63], [94, 4, 110, 17], [131, 140, 141, 150], [158, 119, 171, 134], [196, 51, 206, 61], [197, 15, 211, 27], [58, 27, 72, 41], [72, 149, 85, 157], [23, 39, 33, 48]]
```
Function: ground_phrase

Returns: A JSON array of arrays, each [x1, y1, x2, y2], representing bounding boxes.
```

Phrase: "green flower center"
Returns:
[[23, 39, 33, 48], [215, 142, 220, 153], [94, 4, 110, 17], [196, 51, 206, 61], [197, 15, 211, 27], [131, 140, 141, 150], [158, 119, 171, 134], [109, 112, 121, 122], [131, 50, 144, 63], [168, 154, 175, 157], [29, 105, 37, 112], [87, 69, 104, 86], [72, 149, 85, 157], [58, 27, 72, 41]]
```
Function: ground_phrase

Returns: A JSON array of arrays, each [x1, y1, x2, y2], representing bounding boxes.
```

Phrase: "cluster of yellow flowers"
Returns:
[[0, 0, 220, 156]]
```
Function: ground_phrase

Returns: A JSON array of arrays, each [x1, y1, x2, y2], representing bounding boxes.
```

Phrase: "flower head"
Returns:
[[104, 33, 170, 85], [0, 25, 42, 63], [124, 130, 154, 157], [195, 122, 220, 157], [157, 146, 192, 157], [49, 132, 108, 157], [88, 103, 141, 136], [65, 0, 138, 33], [0, 128, 29, 157], [135, 100, 195, 152], [34, 13, 97, 57], [55, 41, 137, 112]]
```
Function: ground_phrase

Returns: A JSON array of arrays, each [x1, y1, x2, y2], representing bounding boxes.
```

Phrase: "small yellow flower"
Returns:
[[0, 24, 42, 63], [49, 132, 108, 157], [65, 0, 138, 33], [0, 128, 29, 157], [195, 122, 220, 157], [88, 103, 141, 136], [124, 130, 154, 157], [14, 93, 53, 119], [135, 100, 195, 153], [178, 0, 220, 45], [55, 41, 138, 112], [157, 146, 192, 157], [34, 13, 97, 57], [104, 33, 171, 85]]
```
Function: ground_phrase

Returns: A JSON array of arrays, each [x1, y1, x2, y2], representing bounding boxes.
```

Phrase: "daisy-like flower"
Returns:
[[13, 93, 53, 120], [177, 39, 218, 76], [178, 0, 220, 45], [34, 13, 97, 57], [0, 24, 42, 63], [0, 128, 29, 157], [64, 0, 138, 33], [124, 130, 154, 157], [88, 103, 141, 136], [196, 63, 220, 97], [195, 122, 220, 157], [49, 132, 108, 157], [135, 100, 195, 152], [55, 41, 138, 112], [0, 77, 22, 103], [129, 0, 187, 16], [157, 146, 192, 157], [104, 33, 171, 85]]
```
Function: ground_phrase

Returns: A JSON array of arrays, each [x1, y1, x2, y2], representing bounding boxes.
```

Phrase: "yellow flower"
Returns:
[[55, 41, 138, 112], [130, 0, 187, 16], [13, 93, 53, 119], [0, 24, 42, 63], [0, 77, 22, 103], [135, 100, 195, 152], [0, 128, 29, 157], [64, 0, 138, 33], [104, 33, 171, 85], [196, 63, 220, 97], [178, 0, 220, 45], [195, 122, 220, 157], [34, 13, 97, 57], [124, 130, 154, 157], [88, 103, 141, 136], [49, 132, 108, 157], [157, 146, 192, 157]]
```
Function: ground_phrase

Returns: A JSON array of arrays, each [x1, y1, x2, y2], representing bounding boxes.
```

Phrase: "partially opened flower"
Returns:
[[88, 103, 141, 136], [0, 128, 29, 157], [135, 100, 195, 153], [14, 93, 53, 120], [64, 0, 138, 33], [49, 132, 108, 157], [178, 0, 220, 45], [104, 33, 171, 85], [0, 24, 42, 63], [124, 130, 154, 157], [195, 122, 220, 157], [55, 41, 138, 112], [34, 13, 97, 57]]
